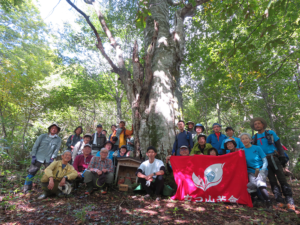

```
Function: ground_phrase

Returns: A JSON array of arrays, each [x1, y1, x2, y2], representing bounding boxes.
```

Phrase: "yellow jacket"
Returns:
[[110, 126, 133, 148], [41, 160, 77, 182]]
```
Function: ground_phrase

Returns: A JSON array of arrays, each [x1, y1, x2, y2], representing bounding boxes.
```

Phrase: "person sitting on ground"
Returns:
[[136, 146, 165, 201], [192, 123, 205, 144], [23, 123, 62, 195], [224, 139, 244, 154], [166, 145, 190, 173], [38, 150, 77, 199], [66, 126, 83, 151], [84, 148, 114, 195], [221, 127, 244, 151], [190, 135, 212, 156], [72, 133, 92, 162], [207, 148, 219, 156], [73, 144, 93, 188], [240, 133, 272, 211]]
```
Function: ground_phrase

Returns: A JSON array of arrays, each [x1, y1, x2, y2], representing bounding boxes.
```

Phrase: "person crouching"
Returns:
[[84, 148, 114, 195], [136, 146, 165, 201], [38, 150, 77, 199]]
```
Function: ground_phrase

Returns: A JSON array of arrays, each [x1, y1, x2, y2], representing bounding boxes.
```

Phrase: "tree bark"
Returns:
[[66, 0, 210, 157]]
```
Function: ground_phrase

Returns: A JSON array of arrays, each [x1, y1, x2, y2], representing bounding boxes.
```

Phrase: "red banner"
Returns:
[[170, 151, 253, 207]]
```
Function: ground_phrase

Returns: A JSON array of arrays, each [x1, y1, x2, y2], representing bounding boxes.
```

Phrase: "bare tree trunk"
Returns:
[[0, 107, 7, 138]]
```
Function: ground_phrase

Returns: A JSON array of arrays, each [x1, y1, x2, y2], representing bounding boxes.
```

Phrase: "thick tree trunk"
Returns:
[[67, 0, 209, 158]]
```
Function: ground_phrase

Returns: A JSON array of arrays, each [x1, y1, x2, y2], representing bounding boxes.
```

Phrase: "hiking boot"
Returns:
[[84, 182, 94, 195], [252, 199, 264, 208], [143, 194, 151, 200], [23, 184, 32, 194], [265, 200, 273, 212], [57, 192, 65, 198], [287, 204, 295, 212], [37, 193, 48, 200]]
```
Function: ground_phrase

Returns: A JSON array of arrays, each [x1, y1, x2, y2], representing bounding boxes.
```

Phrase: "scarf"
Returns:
[[215, 132, 221, 141], [49, 134, 57, 138]]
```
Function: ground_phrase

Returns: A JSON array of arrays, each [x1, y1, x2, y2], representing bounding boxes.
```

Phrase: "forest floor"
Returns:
[[0, 176, 299, 225]]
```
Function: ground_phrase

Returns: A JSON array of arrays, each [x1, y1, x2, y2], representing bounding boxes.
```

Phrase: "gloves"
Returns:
[[146, 180, 151, 187], [31, 156, 36, 164], [49, 158, 54, 163], [279, 156, 288, 167]]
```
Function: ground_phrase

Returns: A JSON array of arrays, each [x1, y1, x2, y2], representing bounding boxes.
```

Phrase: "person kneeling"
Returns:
[[136, 146, 165, 201], [38, 150, 77, 199], [84, 148, 114, 195]]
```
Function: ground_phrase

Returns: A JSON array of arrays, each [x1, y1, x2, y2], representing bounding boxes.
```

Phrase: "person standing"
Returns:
[[108, 125, 117, 141], [66, 126, 83, 151], [186, 121, 197, 140], [240, 133, 272, 211], [23, 123, 62, 195], [91, 124, 107, 156], [192, 123, 205, 144], [172, 120, 194, 156], [221, 127, 244, 151], [251, 117, 295, 212], [110, 120, 133, 149], [206, 123, 227, 155]]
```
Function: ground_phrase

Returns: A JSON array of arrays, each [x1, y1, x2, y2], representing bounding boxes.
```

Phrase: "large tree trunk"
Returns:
[[67, 0, 209, 158]]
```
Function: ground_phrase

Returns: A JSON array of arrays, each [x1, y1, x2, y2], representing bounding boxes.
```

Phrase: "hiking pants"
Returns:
[[24, 161, 51, 187], [84, 170, 114, 187], [267, 157, 293, 204], [139, 175, 164, 195]]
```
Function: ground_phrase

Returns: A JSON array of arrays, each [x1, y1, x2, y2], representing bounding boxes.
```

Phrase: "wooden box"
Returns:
[[115, 157, 142, 185], [119, 184, 128, 192]]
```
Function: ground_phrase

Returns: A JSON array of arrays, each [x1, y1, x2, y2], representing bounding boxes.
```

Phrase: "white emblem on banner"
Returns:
[[228, 195, 239, 203], [192, 163, 225, 191]]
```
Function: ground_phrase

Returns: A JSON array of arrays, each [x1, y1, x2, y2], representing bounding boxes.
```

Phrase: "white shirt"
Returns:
[[138, 159, 164, 178]]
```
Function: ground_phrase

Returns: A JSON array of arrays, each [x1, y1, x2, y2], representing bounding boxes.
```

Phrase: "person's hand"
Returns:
[[97, 170, 102, 175], [200, 153, 203, 155], [166, 155, 171, 164], [59, 177, 66, 187], [279, 156, 288, 167], [31, 156, 36, 164], [77, 173, 82, 178], [102, 169, 108, 173], [49, 158, 54, 163], [48, 178, 54, 190], [71, 146, 74, 149], [145, 174, 153, 180]]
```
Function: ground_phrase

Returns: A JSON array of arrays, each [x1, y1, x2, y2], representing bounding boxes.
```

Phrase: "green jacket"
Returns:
[[190, 143, 213, 155], [31, 134, 62, 163]]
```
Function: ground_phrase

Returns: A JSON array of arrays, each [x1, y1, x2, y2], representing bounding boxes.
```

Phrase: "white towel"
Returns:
[[93, 132, 98, 145]]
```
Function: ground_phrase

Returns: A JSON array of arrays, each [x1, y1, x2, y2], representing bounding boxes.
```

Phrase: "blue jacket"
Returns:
[[206, 132, 227, 155], [172, 130, 194, 155]]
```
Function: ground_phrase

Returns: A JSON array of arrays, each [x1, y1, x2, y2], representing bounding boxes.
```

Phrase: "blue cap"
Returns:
[[224, 138, 234, 144], [212, 123, 222, 128]]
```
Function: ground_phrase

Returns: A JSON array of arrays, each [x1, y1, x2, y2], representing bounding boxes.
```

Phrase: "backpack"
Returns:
[[175, 131, 191, 155], [253, 130, 274, 145]]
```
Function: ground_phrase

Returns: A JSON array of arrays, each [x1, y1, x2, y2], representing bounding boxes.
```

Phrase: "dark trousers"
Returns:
[[24, 161, 51, 187], [139, 175, 164, 195], [267, 157, 293, 203]]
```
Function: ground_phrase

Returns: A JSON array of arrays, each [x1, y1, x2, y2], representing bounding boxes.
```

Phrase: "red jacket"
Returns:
[[73, 154, 93, 174]]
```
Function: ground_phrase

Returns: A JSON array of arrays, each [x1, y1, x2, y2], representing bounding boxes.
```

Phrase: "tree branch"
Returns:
[[180, 0, 210, 19], [65, 0, 120, 74], [266, 51, 296, 78]]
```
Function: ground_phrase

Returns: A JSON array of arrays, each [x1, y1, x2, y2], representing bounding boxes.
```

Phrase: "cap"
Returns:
[[48, 123, 61, 133], [83, 133, 92, 139], [180, 145, 189, 149], [212, 123, 222, 128], [186, 121, 194, 125], [120, 145, 127, 149], [83, 144, 92, 148], [97, 124, 103, 128]]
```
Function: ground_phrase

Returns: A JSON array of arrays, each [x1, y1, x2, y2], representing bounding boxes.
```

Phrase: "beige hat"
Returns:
[[250, 117, 267, 130]]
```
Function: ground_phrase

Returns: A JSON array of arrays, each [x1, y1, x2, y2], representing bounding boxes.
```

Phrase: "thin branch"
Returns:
[[180, 0, 210, 19], [266, 51, 296, 78], [66, 0, 120, 74]]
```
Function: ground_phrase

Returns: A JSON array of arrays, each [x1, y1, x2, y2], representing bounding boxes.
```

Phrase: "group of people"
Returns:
[[22, 117, 295, 212]]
